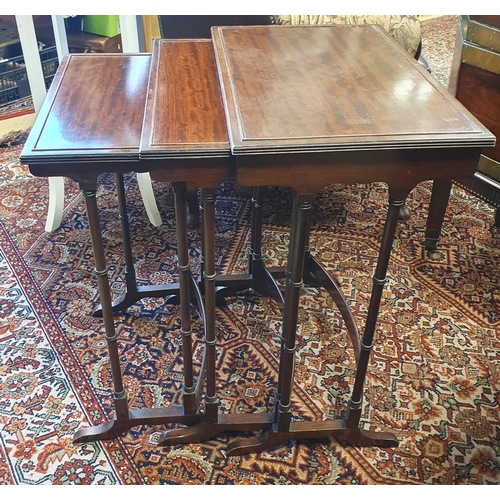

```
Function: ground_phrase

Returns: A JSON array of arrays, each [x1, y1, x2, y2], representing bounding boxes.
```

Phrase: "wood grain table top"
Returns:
[[21, 53, 151, 167], [212, 25, 495, 155], [140, 38, 230, 160]]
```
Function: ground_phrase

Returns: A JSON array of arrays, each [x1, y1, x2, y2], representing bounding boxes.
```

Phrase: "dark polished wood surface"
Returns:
[[18, 29, 496, 455], [210, 24, 496, 455], [21, 54, 151, 172], [141, 39, 231, 192], [212, 25, 494, 156], [141, 38, 274, 447], [141, 39, 230, 162]]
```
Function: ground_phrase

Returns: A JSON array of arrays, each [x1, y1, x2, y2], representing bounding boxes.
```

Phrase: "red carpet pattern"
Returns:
[[1, 137, 499, 484], [0, 97, 34, 121], [420, 15, 459, 89]]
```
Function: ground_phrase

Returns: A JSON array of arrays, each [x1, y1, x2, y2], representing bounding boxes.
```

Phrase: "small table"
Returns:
[[20, 27, 495, 457], [19, 48, 236, 443], [209, 24, 495, 454], [140, 39, 275, 443]]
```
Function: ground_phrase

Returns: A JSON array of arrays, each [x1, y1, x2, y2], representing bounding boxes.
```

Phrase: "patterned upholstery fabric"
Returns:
[[276, 15, 421, 57]]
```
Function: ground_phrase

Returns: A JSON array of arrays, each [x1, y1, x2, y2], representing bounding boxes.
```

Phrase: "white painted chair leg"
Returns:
[[45, 177, 65, 232], [16, 16, 68, 233], [42, 17, 69, 233], [136, 172, 162, 227]]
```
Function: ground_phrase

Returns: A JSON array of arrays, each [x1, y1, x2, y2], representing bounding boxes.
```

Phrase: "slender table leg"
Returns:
[[276, 193, 313, 432], [201, 188, 219, 423], [424, 179, 453, 251], [226, 190, 404, 456], [343, 193, 405, 441], [172, 182, 199, 415], [98, 180, 282, 316], [158, 187, 274, 446], [214, 187, 284, 305], [93, 173, 181, 317], [74, 184, 200, 443]]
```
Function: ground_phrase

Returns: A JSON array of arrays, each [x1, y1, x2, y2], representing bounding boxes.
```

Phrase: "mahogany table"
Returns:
[[19, 27, 495, 457], [140, 39, 275, 443], [19, 47, 237, 443], [208, 24, 495, 455]]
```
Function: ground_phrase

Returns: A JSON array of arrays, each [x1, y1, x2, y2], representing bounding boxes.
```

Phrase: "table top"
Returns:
[[140, 38, 230, 160], [21, 53, 151, 169], [20, 27, 496, 193], [139, 39, 231, 188], [212, 25, 495, 155]]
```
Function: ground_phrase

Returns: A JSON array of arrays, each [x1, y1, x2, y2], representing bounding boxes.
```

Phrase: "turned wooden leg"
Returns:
[[73, 185, 129, 441], [173, 182, 197, 415], [275, 193, 314, 431], [345, 190, 408, 428]]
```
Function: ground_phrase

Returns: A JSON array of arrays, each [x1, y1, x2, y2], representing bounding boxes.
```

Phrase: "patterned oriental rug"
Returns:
[[0, 98, 34, 146], [1, 16, 499, 485], [0, 97, 34, 120]]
